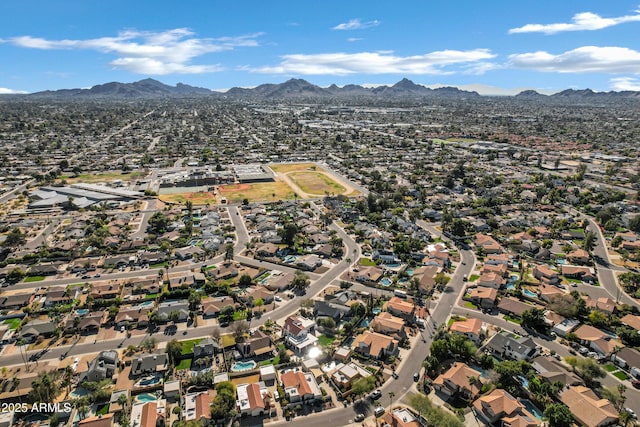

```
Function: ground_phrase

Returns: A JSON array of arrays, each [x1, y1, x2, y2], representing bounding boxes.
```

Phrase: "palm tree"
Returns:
[[117, 393, 129, 415], [62, 366, 74, 398], [75, 396, 90, 420], [388, 391, 395, 413], [11, 377, 20, 401]]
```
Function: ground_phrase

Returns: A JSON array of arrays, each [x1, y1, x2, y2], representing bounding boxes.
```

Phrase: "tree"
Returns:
[[351, 376, 376, 398], [140, 337, 157, 352], [522, 308, 546, 332], [629, 215, 640, 233], [543, 403, 574, 427], [600, 384, 627, 412], [279, 223, 298, 247], [349, 302, 366, 317], [148, 211, 171, 234], [224, 243, 234, 262], [291, 270, 310, 294], [566, 357, 606, 387], [433, 273, 450, 290], [238, 274, 253, 287], [583, 231, 597, 252], [409, 393, 463, 427], [4, 228, 25, 247], [388, 391, 396, 412], [75, 396, 91, 420], [166, 339, 182, 368], [232, 320, 249, 341]]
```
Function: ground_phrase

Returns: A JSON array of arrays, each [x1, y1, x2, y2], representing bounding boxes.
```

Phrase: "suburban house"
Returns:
[[0, 292, 34, 310], [131, 353, 168, 377], [559, 386, 619, 427], [77, 311, 105, 334], [174, 246, 205, 261], [115, 307, 150, 329], [380, 408, 421, 427], [612, 347, 640, 373], [385, 297, 416, 320], [573, 324, 608, 346], [282, 315, 318, 355], [157, 300, 190, 322], [449, 317, 485, 345], [551, 318, 580, 338], [530, 355, 583, 388], [483, 332, 540, 361], [201, 297, 235, 318], [620, 314, 640, 332], [467, 287, 498, 309], [473, 389, 540, 427], [236, 329, 274, 360], [330, 362, 372, 390], [193, 337, 221, 361], [236, 382, 272, 417], [313, 300, 350, 322], [370, 312, 406, 339], [80, 350, 119, 383], [474, 234, 503, 254], [567, 248, 590, 265], [280, 370, 322, 403], [183, 391, 212, 422], [477, 271, 505, 289], [78, 413, 115, 427], [352, 330, 399, 360], [354, 266, 384, 285], [532, 264, 560, 285], [433, 362, 484, 401], [497, 298, 542, 319], [19, 319, 57, 342], [44, 286, 72, 307], [90, 283, 121, 300]]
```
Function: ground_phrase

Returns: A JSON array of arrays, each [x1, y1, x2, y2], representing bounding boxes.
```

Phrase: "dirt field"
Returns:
[[159, 191, 217, 205], [269, 163, 317, 173], [218, 181, 295, 203], [288, 171, 346, 196]]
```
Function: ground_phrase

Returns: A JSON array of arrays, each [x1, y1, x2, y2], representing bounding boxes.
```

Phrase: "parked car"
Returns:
[[369, 390, 382, 400], [632, 379, 640, 389], [413, 372, 420, 382], [354, 414, 365, 422]]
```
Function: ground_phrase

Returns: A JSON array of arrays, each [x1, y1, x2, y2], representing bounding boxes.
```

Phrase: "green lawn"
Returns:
[[613, 371, 629, 380], [359, 258, 377, 266], [603, 363, 617, 372], [463, 301, 478, 310], [318, 335, 336, 347], [204, 265, 219, 271], [233, 310, 247, 321], [469, 274, 480, 282], [180, 338, 203, 355], [504, 315, 523, 325], [150, 262, 168, 268], [220, 334, 236, 348], [24, 276, 45, 282], [176, 359, 192, 370], [96, 404, 109, 416], [3, 318, 21, 330], [260, 354, 280, 366], [144, 293, 159, 300]]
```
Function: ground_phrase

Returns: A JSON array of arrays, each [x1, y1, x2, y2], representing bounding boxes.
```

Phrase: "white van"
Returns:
[[394, 289, 407, 298]]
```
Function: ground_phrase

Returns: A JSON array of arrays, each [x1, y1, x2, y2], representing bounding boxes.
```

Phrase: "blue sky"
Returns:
[[1, 0, 640, 94]]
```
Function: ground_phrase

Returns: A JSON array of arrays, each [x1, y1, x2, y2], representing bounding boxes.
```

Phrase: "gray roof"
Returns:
[[484, 332, 537, 358]]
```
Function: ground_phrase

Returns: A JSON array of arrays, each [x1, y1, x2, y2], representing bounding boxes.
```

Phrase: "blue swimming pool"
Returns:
[[506, 283, 516, 290], [138, 376, 161, 387], [75, 309, 89, 316], [380, 278, 392, 287], [521, 399, 543, 420], [523, 289, 537, 298], [231, 360, 257, 372], [135, 393, 157, 403], [372, 308, 381, 314], [138, 301, 154, 308]]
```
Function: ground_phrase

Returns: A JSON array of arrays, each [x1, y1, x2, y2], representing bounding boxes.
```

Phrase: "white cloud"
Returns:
[[8, 29, 262, 75], [0, 87, 28, 94], [610, 77, 640, 91], [509, 46, 640, 73], [347, 37, 363, 42], [332, 19, 380, 31], [247, 49, 496, 76], [509, 8, 640, 34]]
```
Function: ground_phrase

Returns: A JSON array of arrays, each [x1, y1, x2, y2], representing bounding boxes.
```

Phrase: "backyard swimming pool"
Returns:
[[135, 393, 157, 403], [231, 360, 257, 372], [380, 278, 392, 287], [136, 376, 162, 387], [523, 289, 537, 298], [75, 309, 89, 316], [138, 301, 154, 308], [521, 399, 543, 420]]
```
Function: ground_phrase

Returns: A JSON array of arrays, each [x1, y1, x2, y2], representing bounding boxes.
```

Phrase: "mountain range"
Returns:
[[9, 77, 640, 100]]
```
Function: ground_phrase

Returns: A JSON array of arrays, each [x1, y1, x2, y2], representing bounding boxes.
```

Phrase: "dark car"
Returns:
[[354, 414, 365, 422], [632, 379, 640, 389], [413, 372, 420, 382]]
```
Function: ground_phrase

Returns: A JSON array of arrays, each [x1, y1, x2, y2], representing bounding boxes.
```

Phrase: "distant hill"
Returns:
[[29, 78, 212, 98], [21, 77, 640, 100]]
